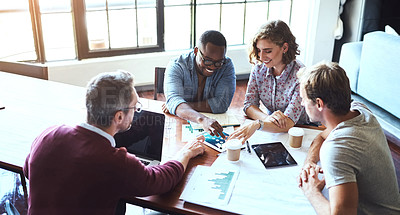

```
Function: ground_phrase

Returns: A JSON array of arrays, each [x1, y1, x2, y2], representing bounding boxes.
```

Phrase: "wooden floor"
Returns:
[[139, 79, 400, 188]]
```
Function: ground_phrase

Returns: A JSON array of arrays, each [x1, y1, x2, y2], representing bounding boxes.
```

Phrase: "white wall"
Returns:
[[303, 0, 341, 66], [47, 47, 251, 87], [47, 0, 341, 87]]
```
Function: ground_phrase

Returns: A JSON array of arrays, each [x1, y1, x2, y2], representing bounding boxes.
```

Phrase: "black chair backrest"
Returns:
[[154, 67, 166, 100]]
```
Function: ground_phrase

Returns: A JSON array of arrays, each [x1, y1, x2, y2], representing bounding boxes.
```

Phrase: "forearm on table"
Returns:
[[245, 105, 269, 120], [246, 106, 295, 133], [186, 100, 212, 113], [259, 118, 295, 133], [306, 190, 331, 215], [175, 103, 208, 124], [173, 151, 191, 171], [304, 132, 326, 165]]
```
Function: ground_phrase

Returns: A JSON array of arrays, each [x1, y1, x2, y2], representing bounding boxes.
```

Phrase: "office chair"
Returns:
[[153, 67, 166, 100]]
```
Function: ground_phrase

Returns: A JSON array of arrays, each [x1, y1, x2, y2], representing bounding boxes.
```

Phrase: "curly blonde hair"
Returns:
[[248, 20, 299, 65]]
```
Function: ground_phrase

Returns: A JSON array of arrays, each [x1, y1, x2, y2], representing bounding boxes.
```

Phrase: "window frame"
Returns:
[[7, 0, 293, 62], [72, 0, 165, 60]]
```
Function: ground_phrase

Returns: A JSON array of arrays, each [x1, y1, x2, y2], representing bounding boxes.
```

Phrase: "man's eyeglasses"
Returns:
[[122, 101, 142, 113], [198, 50, 225, 68]]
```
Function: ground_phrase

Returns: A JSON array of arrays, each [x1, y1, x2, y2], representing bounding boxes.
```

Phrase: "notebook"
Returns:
[[251, 142, 297, 169], [114, 110, 165, 166]]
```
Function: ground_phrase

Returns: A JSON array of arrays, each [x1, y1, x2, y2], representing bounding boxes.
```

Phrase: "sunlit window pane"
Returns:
[[108, 0, 135, 9], [165, 5, 191, 50], [244, 2, 269, 44], [0, 11, 36, 61], [137, 0, 156, 8], [221, 0, 242, 2], [268, 0, 291, 24], [86, 11, 109, 50], [196, 5, 220, 45], [197, 0, 219, 4], [41, 13, 76, 61], [0, 0, 28, 10], [221, 3, 244, 45], [85, 0, 106, 11], [137, 8, 157, 46], [39, 0, 71, 13], [164, 0, 191, 6], [109, 9, 137, 48]]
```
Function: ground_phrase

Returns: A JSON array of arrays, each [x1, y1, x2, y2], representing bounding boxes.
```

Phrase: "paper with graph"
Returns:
[[180, 165, 239, 206]]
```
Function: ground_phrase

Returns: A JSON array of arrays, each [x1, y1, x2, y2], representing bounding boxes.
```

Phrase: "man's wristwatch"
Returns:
[[257, 119, 264, 131]]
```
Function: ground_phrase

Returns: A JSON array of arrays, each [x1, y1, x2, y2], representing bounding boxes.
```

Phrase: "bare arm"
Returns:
[[304, 129, 330, 167], [175, 103, 225, 138], [301, 166, 358, 215], [245, 105, 295, 133], [173, 136, 206, 171], [297, 129, 329, 187], [187, 100, 212, 113], [245, 105, 269, 121], [228, 117, 295, 144], [328, 183, 358, 215], [229, 105, 295, 143]]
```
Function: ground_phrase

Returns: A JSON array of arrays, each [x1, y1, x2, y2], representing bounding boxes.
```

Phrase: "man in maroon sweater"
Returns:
[[23, 70, 205, 215]]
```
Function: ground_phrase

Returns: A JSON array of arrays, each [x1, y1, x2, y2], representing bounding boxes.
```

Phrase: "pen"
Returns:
[[246, 141, 251, 154], [0, 106, 5, 110]]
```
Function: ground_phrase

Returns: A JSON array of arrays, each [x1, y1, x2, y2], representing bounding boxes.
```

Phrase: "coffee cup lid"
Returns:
[[288, 127, 304, 136], [226, 139, 242, 150]]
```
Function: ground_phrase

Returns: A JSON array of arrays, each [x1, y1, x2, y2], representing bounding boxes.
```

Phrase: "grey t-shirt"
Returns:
[[320, 102, 400, 215]]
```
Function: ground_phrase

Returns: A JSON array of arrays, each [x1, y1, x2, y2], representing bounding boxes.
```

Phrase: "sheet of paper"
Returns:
[[180, 165, 239, 207], [189, 110, 240, 130], [204, 126, 322, 215]]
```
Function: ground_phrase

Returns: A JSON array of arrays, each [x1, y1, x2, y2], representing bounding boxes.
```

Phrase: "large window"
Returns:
[[165, 0, 292, 50], [0, 0, 292, 63], [0, 1, 36, 62]]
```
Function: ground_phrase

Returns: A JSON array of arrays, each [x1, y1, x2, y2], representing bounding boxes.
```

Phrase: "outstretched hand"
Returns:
[[227, 121, 259, 144], [200, 117, 225, 139]]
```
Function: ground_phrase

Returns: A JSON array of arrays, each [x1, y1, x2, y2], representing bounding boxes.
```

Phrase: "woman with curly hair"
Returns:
[[229, 20, 309, 142]]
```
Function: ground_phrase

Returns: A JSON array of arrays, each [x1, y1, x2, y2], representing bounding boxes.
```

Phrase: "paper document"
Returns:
[[189, 110, 240, 130], [180, 165, 239, 206], [210, 144, 317, 214]]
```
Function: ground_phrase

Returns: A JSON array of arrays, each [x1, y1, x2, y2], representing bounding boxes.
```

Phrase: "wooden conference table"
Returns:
[[0, 71, 322, 215]]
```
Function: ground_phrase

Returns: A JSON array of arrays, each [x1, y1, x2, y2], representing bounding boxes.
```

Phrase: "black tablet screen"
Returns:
[[251, 142, 297, 168]]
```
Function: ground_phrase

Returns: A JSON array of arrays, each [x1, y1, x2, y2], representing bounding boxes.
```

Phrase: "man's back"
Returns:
[[320, 102, 400, 214], [24, 125, 184, 215]]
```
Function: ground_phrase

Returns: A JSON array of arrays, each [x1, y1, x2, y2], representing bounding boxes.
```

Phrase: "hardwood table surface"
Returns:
[[0, 71, 323, 214]]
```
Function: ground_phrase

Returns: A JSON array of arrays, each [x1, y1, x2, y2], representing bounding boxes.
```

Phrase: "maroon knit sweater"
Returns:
[[23, 125, 184, 215]]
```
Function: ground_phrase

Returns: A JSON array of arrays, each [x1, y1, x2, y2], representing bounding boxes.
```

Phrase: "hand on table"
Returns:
[[227, 121, 259, 144], [266, 110, 288, 128], [182, 135, 206, 159], [297, 164, 325, 194]]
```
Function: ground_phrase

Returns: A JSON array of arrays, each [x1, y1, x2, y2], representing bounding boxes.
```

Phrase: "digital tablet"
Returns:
[[251, 142, 297, 169], [202, 131, 231, 152]]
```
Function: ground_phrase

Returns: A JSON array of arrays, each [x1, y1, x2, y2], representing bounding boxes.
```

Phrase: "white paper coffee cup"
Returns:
[[226, 139, 242, 162], [288, 127, 304, 148]]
